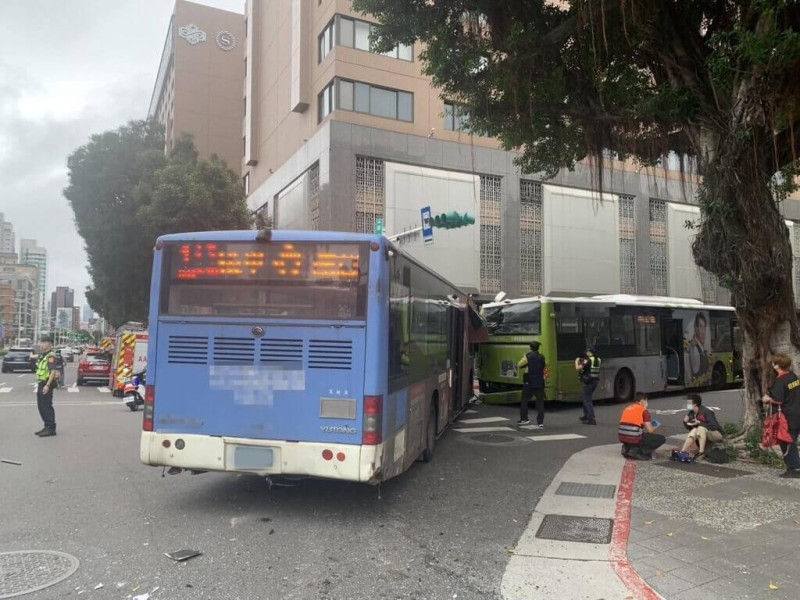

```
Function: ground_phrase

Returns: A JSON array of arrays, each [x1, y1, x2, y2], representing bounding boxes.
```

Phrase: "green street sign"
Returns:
[[432, 211, 476, 229]]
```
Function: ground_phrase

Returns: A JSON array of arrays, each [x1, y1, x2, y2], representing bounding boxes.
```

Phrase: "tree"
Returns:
[[355, 0, 800, 433], [65, 122, 251, 327]]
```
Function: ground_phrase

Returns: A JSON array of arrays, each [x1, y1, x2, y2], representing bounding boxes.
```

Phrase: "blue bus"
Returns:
[[140, 230, 485, 484]]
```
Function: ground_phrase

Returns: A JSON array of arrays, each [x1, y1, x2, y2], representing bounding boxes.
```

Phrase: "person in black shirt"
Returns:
[[517, 342, 547, 427], [679, 394, 723, 459], [763, 353, 800, 478]]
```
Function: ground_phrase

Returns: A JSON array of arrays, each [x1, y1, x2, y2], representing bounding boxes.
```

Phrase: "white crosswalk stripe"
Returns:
[[457, 416, 509, 425], [0, 387, 12, 393], [98, 387, 110, 393], [453, 426, 516, 433], [67, 387, 80, 393], [526, 434, 587, 442]]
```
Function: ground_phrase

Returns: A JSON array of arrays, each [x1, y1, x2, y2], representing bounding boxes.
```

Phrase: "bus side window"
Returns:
[[710, 313, 732, 352]]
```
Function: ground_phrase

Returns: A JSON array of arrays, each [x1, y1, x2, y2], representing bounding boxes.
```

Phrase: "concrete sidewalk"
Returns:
[[628, 443, 800, 599], [502, 439, 800, 599]]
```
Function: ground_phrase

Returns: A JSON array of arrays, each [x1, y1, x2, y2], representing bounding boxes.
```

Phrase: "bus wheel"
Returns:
[[711, 363, 727, 390], [422, 402, 437, 463], [614, 369, 635, 403]]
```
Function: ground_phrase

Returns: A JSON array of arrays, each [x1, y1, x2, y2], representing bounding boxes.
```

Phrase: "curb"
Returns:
[[610, 460, 663, 600]]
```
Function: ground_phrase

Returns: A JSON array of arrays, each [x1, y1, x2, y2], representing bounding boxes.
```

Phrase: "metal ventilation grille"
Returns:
[[480, 176, 502, 293], [308, 340, 353, 370], [260, 339, 303, 364], [649, 199, 668, 296], [213, 337, 255, 364], [168, 336, 209, 365], [618, 195, 637, 294], [520, 180, 543, 296]]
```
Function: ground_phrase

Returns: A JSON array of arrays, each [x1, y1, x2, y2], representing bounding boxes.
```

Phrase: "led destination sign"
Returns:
[[171, 242, 362, 282]]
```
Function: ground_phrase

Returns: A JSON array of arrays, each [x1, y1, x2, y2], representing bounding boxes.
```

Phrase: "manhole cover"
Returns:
[[0, 551, 79, 599], [556, 482, 617, 499], [471, 433, 516, 444], [535, 514, 614, 544]]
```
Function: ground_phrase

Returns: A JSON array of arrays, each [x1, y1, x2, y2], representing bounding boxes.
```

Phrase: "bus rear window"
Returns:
[[160, 241, 369, 320], [484, 303, 541, 335]]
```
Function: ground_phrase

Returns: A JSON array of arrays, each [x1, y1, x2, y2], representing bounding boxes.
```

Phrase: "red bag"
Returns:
[[763, 408, 793, 447]]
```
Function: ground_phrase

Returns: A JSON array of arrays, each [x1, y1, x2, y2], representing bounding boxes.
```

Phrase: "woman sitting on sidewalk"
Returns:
[[679, 394, 723, 460]]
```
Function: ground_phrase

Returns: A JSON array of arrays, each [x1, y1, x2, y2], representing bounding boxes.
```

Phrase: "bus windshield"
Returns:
[[483, 302, 541, 335], [159, 241, 369, 320]]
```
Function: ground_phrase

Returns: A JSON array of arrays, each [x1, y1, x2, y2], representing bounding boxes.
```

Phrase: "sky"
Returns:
[[0, 0, 243, 309]]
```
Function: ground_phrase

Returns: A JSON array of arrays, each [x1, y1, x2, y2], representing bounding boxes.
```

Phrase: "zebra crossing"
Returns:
[[0, 382, 111, 395], [454, 408, 588, 443]]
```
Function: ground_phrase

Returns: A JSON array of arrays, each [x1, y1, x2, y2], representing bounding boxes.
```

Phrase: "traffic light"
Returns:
[[432, 211, 476, 229]]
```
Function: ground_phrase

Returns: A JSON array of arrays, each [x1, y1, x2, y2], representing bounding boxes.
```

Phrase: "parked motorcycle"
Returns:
[[122, 369, 146, 411]]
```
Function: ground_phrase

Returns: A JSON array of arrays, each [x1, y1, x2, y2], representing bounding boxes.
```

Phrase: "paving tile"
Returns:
[[670, 563, 721, 586], [636, 532, 686, 552], [629, 560, 660, 580], [627, 527, 661, 543], [672, 582, 726, 600], [626, 542, 657, 560], [722, 538, 796, 567], [645, 571, 696, 596], [639, 552, 692, 573]]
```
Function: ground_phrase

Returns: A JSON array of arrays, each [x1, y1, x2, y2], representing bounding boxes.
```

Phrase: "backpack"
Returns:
[[705, 448, 730, 464]]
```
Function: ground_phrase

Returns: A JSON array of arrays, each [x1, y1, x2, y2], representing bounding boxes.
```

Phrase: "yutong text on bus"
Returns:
[[140, 230, 485, 484]]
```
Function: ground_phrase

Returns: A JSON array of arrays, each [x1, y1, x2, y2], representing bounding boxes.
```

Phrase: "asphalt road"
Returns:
[[0, 365, 746, 600]]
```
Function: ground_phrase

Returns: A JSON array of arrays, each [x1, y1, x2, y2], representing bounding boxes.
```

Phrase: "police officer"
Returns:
[[31, 337, 58, 437], [517, 341, 547, 427], [575, 346, 601, 425]]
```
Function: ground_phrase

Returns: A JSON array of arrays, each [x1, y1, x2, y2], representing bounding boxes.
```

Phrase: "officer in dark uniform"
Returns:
[[31, 337, 58, 437], [763, 353, 800, 478], [517, 341, 547, 427], [575, 346, 601, 425]]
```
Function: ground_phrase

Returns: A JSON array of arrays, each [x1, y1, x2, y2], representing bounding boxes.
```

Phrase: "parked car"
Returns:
[[60, 347, 75, 362], [77, 351, 112, 385], [2, 348, 36, 373]]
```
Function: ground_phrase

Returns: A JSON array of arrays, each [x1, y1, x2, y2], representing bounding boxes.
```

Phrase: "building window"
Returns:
[[618, 195, 637, 294], [243, 96, 246, 116], [336, 15, 412, 61], [649, 199, 668, 296], [700, 268, 718, 304], [243, 173, 250, 196], [309, 162, 320, 230], [520, 180, 543, 296], [244, 57, 247, 77], [480, 176, 502, 293], [355, 156, 384, 234], [444, 102, 470, 132], [318, 81, 334, 122], [333, 78, 412, 122], [319, 18, 335, 62], [242, 136, 246, 156]]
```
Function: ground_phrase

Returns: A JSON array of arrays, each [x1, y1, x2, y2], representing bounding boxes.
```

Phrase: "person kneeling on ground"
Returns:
[[679, 394, 723, 460], [618, 392, 666, 460]]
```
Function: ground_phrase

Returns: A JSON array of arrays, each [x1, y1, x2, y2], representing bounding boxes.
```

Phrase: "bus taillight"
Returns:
[[362, 395, 383, 445], [143, 385, 155, 432]]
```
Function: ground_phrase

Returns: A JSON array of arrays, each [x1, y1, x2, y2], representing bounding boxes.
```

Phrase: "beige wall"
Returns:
[[155, 0, 245, 174]]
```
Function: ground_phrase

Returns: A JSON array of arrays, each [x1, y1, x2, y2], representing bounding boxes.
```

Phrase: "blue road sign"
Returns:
[[421, 206, 434, 246]]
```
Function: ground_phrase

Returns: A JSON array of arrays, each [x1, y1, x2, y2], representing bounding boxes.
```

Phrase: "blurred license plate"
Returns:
[[232, 446, 274, 470]]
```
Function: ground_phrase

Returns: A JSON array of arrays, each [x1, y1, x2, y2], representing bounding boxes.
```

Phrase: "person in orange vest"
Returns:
[[618, 392, 665, 460]]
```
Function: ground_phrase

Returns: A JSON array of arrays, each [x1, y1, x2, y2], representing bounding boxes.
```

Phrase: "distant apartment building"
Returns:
[[50, 286, 74, 326], [149, 0, 246, 173], [240, 1, 800, 303], [0, 213, 14, 254], [0, 259, 38, 343], [72, 307, 81, 332], [20, 239, 47, 339], [0, 281, 14, 345]]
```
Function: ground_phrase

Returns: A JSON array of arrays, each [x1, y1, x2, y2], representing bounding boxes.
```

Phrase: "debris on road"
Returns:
[[132, 594, 150, 600], [165, 549, 202, 562], [1, 458, 22, 465], [94, 583, 103, 590]]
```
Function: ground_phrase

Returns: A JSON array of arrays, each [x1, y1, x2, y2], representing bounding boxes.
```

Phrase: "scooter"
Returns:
[[123, 369, 146, 411]]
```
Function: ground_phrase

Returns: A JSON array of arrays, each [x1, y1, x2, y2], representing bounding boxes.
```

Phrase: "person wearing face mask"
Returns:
[[762, 353, 800, 478], [618, 392, 665, 460], [678, 394, 723, 459]]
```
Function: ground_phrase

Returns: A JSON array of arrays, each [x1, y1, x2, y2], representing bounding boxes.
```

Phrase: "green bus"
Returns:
[[476, 295, 741, 405]]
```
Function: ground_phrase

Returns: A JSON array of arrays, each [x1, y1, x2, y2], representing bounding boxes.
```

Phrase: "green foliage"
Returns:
[[64, 121, 250, 327], [743, 425, 785, 468], [722, 421, 743, 438]]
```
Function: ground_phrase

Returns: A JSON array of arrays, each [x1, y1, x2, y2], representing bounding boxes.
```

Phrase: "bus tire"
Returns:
[[614, 369, 635, 404], [711, 363, 727, 390], [422, 399, 437, 463]]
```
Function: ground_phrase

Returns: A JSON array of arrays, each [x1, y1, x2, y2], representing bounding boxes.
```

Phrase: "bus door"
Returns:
[[661, 319, 684, 384], [448, 305, 465, 414]]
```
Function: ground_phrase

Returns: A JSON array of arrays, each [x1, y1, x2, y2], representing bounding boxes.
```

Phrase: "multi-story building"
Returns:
[[72, 307, 81, 332], [0, 261, 38, 343], [19, 239, 47, 340], [50, 286, 74, 325], [0, 281, 14, 346], [149, 0, 246, 173], [0, 213, 13, 254], [241, 0, 800, 303]]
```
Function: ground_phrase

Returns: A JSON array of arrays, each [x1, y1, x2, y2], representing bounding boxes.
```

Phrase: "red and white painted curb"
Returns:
[[610, 460, 663, 599]]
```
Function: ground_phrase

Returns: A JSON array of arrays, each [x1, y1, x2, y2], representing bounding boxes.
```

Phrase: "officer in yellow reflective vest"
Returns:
[[31, 337, 58, 437], [575, 346, 601, 425]]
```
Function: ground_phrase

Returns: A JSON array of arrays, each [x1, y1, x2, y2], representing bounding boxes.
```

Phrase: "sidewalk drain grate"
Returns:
[[556, 482, 616, 499], [0, 551, 79, 599], [535, 515, 614, 544]]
